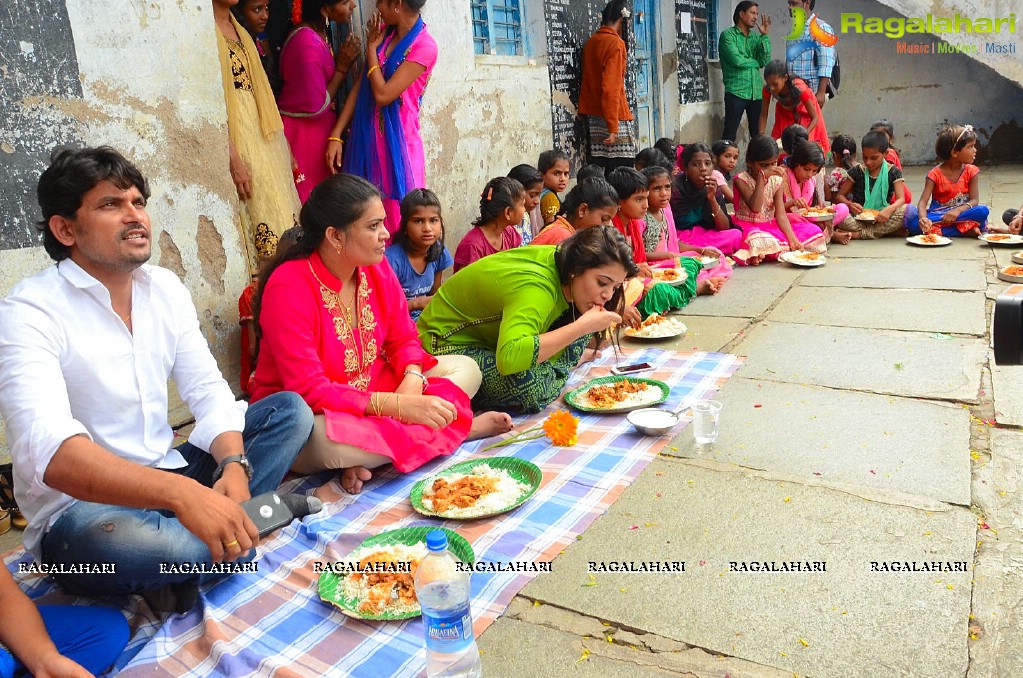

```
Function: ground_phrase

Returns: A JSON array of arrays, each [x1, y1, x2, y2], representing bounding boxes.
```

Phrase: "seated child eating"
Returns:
[[385, 188, 454, 320], [908, 124, 991, 237], [783, 140, 850, 244], [532, 178, 618, 245], [671, 142, 744, 256], [834, 131, 913, 240]]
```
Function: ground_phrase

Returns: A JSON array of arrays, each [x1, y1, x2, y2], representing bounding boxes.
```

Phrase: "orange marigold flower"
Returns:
[[543, 410, 579, 446]]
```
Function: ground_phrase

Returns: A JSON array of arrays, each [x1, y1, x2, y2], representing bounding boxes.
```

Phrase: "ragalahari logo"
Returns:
[[786, 7, 838, 61]]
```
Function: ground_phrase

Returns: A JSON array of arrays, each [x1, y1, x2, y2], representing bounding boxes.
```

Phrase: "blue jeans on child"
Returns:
[[0, 605, 128, 678], [907, 205, 990, 237], [40, 392, 313, 596]]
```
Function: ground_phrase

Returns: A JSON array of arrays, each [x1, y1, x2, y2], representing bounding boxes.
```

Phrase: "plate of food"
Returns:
[[1012, 251, 1023, 265], [980, 233, 1023, 246], [696, 255, 720, 269], [778, 250, 827, 267], [906, 234, 952, 247], [410, 457, 542, 520], [998, 265, 1023, 283], [855, 209, 882, 222], [318, 527, 474, 620], [651, 267, 687, 286], [800, 206, 837, 221], [564, 375, 670, 414], [624, 313, 688, 340]]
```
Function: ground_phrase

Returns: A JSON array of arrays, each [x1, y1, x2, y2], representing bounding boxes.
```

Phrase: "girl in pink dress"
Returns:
[[453, 177, 525, 272], [278, 0, 360, 202], [782, 140, 850, 244], [250, 174, 511, 493], [670, 143, 744, 257], [733, 135, 826, 264], [328, 0, 438, 235]]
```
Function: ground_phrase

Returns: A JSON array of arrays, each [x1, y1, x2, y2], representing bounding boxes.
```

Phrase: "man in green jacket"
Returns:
[[718, 1, 772, 141]]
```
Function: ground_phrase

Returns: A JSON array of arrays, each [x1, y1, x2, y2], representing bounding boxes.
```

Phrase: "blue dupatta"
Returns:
[[342, 17, 425, 200]]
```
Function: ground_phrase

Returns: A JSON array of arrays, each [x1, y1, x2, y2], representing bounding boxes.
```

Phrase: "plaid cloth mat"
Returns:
[[3, 348, 741, 677]]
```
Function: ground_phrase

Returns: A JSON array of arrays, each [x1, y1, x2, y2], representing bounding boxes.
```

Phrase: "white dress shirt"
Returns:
[[0, 259, 246, 558]]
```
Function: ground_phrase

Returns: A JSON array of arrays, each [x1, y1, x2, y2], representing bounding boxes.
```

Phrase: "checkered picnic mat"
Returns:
[[4, 348, 741, 677]]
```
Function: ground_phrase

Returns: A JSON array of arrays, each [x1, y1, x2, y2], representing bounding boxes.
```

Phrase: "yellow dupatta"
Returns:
[[215, 12, 283, 140]]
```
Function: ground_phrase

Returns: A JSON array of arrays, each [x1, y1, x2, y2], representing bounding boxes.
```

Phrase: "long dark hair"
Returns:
[[554, 226, 638, 316], [395, 187, 445, 263], [555, 226, 639, 354], [252, 173, 381, 357], [474, 177, 525, 228], [600, 0, 631, 49], [764, 59, 799, 107]]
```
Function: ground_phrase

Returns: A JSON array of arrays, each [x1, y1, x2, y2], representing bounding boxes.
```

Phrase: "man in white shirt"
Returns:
[[0, 146, 314, 611]]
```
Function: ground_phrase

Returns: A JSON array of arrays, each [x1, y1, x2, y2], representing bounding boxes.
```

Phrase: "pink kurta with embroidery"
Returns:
[[250, 251, 471, 472]]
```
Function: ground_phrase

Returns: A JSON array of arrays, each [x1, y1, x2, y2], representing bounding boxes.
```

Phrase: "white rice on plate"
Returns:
[[626, 315, 688, 339], [421, 465, 531, 518], [338, 542, 427, 616], [583, 380, 663, 410]]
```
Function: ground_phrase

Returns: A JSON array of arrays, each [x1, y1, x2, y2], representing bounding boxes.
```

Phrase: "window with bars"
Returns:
[[471, 0, 524, 56], [707, 0, 720, 60]]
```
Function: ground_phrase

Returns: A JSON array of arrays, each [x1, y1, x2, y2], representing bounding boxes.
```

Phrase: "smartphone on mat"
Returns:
[[611, 362, 653, 376]]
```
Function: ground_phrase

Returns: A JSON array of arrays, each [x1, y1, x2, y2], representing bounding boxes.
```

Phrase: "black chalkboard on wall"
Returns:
[[675, 0, 710, 104], [0, 0, 84, 251], [543, 0, 637, 171]]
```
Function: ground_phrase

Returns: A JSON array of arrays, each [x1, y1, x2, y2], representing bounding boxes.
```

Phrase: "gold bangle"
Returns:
[[370, 393, 380, 416], [395, 394, 402, 423], [327, 136, 343, 144], [367, 65, 381, 77]]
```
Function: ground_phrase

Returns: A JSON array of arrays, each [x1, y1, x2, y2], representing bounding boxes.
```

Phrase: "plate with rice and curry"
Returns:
[[318, 527, 474, 620], [778, 250, 827, 267], [980, 233, 1023, 246], [799, 206, 837, 222], [623, 313, 688, 340], [998, 265, 1023, 283], [906, 233, 952, 247], [854, 209, 883, 222], [410, 457, 542, 520], [564, 375, 670, 414], [650, 267, 687, 286]]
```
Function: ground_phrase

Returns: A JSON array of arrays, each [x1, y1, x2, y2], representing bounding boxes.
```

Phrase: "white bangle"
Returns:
[[404, 369, 428, 387]]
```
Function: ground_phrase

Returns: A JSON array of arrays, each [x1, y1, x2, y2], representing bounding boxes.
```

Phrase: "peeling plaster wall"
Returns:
[[418, 3, 554, 248], [1, 2, 250, 441]]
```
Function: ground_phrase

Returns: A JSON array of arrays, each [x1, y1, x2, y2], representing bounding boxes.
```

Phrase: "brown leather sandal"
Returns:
[[0, 464, 25, 530]]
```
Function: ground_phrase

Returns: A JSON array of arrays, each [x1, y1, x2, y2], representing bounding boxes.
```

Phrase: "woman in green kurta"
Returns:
[[418, 226, 639, 413]]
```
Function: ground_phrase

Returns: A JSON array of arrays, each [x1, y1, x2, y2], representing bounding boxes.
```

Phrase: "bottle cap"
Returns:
[[426, 529, 448, 551]]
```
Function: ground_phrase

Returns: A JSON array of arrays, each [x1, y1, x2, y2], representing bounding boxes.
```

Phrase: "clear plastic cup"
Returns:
[[691, 400, 723, 444]]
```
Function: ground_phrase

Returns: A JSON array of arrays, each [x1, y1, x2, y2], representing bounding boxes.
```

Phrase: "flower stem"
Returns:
[[481, 426, 544, 452]]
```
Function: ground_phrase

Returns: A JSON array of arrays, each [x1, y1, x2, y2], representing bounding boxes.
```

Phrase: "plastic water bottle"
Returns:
[[414, 530, 483, 678]]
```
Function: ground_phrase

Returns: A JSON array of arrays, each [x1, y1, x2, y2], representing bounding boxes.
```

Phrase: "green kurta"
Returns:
[[418, 246, 569, 376]]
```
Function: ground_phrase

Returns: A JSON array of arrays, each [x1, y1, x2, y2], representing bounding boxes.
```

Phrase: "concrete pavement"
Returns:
[[478, 165, 1023, 677]]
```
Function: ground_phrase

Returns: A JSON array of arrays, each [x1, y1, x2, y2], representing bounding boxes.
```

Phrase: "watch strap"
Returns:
[[212, 454, 252, 483]]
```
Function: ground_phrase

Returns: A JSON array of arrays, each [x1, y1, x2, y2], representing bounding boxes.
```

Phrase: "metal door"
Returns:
[[632, 0, 660, 148]]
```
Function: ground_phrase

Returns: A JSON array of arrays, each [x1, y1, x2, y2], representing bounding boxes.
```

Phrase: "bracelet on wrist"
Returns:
[[327, 136, 343, 144], [404, 369, 429, 388], [367, 64, 381, 77]]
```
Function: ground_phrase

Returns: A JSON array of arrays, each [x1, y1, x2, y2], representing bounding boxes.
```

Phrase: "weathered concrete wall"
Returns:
[[419, 1, 554, 248], [754, 0, 1023, 164], [1, 1, 249, 441]]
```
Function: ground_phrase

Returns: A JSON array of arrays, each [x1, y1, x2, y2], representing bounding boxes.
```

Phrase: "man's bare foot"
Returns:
[[341, 466, 373, 494], [468, 411, 514, 440], [831, 230, 852, 244]]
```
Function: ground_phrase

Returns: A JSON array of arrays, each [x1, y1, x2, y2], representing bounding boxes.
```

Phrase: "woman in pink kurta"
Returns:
[[329, 1, 438, 235], [278, 0, 359, 202], [250, 174, 511, 493]]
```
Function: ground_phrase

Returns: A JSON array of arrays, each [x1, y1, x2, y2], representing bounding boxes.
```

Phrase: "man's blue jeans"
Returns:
[[40, 392, 313, 596]]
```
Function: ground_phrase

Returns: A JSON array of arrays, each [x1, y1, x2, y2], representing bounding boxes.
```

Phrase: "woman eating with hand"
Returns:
[[418, 226, 640, 414], [250, 174, 511, 494]]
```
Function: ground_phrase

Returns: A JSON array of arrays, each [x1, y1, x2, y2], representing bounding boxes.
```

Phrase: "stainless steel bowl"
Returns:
[[627, 408, 680, 436]]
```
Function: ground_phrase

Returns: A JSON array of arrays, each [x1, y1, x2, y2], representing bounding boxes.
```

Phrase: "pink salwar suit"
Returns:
[[278, 27, 337, 202], [655, 209, 733, 283], [250, 252, 472, 473], [783, 166, 849, 232], [733, 172, 826, 259]]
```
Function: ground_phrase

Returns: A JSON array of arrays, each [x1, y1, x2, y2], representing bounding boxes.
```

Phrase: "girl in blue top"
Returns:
[[385, 188, 454, 320]]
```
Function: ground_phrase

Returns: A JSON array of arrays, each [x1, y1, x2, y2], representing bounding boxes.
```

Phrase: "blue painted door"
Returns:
[[632, 0, 660, 148]]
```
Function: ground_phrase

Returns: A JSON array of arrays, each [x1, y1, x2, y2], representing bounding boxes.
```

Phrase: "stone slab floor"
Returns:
[[477, 166, 1023, 677]]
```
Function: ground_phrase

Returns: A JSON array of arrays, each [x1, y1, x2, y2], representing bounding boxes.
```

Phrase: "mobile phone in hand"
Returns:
[[611, 361, 653, 376]]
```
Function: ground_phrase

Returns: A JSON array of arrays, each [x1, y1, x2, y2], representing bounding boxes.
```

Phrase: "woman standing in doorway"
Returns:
[[578, 0, 637, 172], [325, 0, 438, 236], [214, 0, 301, 264]]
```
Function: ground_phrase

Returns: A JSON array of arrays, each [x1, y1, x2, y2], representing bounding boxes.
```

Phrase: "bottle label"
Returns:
[[422, 605, 474, 653]]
